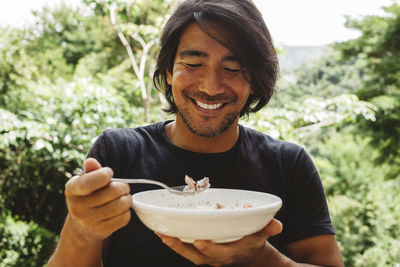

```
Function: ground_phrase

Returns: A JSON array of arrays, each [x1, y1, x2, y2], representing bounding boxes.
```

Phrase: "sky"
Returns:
[[0, 0, 394, 46]]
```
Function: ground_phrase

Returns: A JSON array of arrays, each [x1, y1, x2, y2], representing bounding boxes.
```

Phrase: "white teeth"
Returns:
[[195, 100, 223, 110]]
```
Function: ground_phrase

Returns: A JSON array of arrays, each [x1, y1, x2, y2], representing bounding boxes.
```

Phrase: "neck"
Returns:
[[165, 117, 240, 153]]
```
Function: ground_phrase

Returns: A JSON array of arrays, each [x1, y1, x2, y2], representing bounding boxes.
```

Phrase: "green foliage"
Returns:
[[0, 28, 41, 105], [336, 3, 400, 174], [275, 49, 367, 105], [28, 3, 125, 72], [308, 131, 400, 266], [0, 212, 57, 267], [253, 48, 376, 142], [84, 0, 172, 27], [0, 78, 142, 233]]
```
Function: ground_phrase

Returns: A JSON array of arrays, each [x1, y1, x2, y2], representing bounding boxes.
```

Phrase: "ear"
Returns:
[[166, 69, 172, 85]]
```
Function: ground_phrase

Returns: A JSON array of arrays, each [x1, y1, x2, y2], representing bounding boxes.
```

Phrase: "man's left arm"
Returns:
[[243, 233, 343, 267], [157, 219, 343, 267]]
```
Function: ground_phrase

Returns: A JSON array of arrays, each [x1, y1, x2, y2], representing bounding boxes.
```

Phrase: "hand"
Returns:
[[64, 158, 132, 242], [156, 219, 283, 266]]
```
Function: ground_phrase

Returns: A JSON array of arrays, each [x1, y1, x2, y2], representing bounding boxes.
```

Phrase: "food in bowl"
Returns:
[[132, 188, 282, 243]]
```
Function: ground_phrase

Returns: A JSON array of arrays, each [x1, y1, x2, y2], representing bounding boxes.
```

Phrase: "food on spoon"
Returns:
[[183, 175, 210, 192]]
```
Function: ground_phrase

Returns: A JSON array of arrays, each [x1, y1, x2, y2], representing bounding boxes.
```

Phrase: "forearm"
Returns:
[[47, 215, 104, 267], [238, 242, 325, 267]]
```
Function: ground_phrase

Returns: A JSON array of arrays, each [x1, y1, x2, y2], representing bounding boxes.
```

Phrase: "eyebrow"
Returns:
[[178, 49, 239, 62], [178, 50, 208, 58]]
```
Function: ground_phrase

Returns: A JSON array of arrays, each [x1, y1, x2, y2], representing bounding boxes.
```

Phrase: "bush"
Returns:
[[0, 78, 142, 233], [0, 212, 57, 267], [308, 130, 400, 266]]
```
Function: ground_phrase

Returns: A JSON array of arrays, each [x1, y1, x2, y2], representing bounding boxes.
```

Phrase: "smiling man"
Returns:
[[47, 0, 343, 266]]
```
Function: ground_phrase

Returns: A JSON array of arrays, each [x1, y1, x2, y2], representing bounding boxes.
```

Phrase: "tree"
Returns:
[[245, 48, 377, 141], [83, 0, 179, 122], [335, 2, 400, 176]]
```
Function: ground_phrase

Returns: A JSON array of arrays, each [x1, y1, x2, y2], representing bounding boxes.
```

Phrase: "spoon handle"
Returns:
[[111, 178, 169, 190], [111, 178, 201, 196]]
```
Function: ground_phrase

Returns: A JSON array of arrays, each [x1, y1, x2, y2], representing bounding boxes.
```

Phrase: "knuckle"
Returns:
[[96, 168, 113, 182], [77, 180, 90, 194], [123, 195, 133, 208], [121, 183, 131, 193], [109, 197, 131, 214], [64, 176, 78, 196], [73, 175, 92, 195], [118, 182, 132, 194], [116, 197, 128, 210], [110, 183, 130, 197]]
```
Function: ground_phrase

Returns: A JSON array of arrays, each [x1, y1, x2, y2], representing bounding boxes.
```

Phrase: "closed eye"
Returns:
[[185, 63, 202, 68], [224, 67, 241, 73]]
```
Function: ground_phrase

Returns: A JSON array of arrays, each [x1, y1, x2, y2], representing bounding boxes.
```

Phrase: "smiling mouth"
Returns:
[[195, 100, 225, 110]]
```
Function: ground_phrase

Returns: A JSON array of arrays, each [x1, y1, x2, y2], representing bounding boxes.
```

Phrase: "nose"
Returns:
[[198, 69, 224, 96]]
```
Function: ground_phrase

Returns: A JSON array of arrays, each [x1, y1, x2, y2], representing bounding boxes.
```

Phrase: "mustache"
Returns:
[[183, 91, 237, 102]]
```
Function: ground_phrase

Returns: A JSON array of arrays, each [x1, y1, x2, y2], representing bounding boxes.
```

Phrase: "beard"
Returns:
[[176, 91, 240, 138], [178, 108, 238, 137]]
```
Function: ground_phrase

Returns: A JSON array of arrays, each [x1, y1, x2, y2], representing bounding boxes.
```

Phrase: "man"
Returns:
[[48, 0, 343, 266]]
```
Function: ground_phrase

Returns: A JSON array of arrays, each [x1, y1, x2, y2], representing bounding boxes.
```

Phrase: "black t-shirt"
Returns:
[[87, 121, 335, 267]]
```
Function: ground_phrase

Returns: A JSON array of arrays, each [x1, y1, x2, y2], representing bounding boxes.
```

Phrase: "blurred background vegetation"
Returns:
[[0, 0, 399, 266]]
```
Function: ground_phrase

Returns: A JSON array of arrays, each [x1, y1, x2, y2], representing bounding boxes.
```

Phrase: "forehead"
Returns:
[[176, 22, 236, 56]]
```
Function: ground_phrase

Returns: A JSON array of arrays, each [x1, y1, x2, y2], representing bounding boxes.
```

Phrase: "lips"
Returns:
[[182, 90, 236, 112], [195, 100, 223, 110]]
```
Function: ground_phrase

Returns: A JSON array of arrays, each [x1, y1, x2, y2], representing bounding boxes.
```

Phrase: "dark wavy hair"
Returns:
[[153, 0, 279, 117]]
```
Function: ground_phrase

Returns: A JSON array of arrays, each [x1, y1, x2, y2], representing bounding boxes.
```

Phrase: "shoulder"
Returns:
[[239, 125, 313, 180], [240, 125, 306, 158], [103, 122, 161, 141], [87, 122, 164, 161], [97, 122, 165, 149], [86, 122, 167, 174]]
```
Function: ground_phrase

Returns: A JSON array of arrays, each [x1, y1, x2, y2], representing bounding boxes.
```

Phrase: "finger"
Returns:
[[91, 210, 131, 240], [192, 221, 280, 262], [83, 158, 103, 173], [193, 240, 235, 262], [68, 194, 132, 230], [93, 195, 133, 221], [158, 235, 209, 265], [260, 219, 283, 237], [65, 167, 113, 197], [79, 181, 130, 208]]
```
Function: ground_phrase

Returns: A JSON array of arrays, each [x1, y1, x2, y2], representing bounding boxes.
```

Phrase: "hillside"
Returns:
[[278, 45, 328, 71]]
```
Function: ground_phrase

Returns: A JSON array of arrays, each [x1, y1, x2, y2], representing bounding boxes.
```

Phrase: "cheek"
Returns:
[[171, 70, 194, 89], [230, 79, 252, 99]]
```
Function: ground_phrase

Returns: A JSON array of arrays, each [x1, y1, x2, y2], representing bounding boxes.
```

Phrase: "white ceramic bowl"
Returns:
[[132, 188, 282, 243]]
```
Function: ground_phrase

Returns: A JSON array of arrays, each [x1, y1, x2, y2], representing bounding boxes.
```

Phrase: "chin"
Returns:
[[186, 120, 234, 138], [178, 106, 239, 138]]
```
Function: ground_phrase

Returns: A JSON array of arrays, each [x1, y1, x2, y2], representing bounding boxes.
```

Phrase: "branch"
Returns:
[[108, 4, 147, 99], [131, 33, 155, 79], [290, 118, 342, 134]]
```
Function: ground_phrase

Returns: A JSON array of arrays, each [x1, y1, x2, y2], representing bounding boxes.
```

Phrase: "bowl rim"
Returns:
[[132, 188, 282, 217]]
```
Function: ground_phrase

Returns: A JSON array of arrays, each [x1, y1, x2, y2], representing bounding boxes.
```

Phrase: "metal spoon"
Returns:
[[111, 178, 207, 196]]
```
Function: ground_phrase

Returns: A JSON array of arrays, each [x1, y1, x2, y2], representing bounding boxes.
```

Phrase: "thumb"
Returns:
[[83, 157, 102, 173]]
